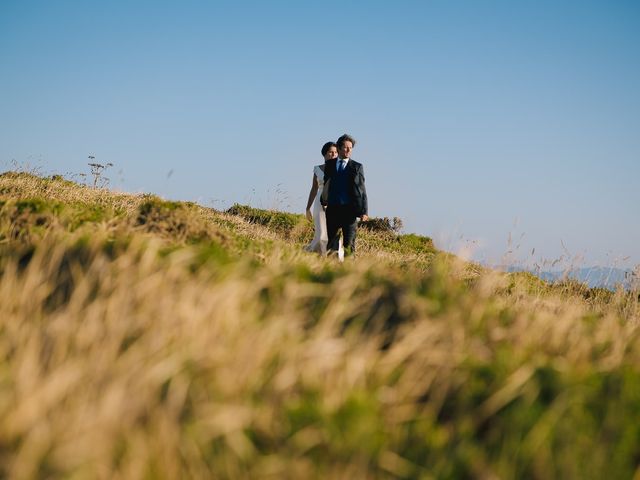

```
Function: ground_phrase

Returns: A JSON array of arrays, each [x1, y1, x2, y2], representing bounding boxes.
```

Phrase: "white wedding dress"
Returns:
[[305, 165, 344, 260]]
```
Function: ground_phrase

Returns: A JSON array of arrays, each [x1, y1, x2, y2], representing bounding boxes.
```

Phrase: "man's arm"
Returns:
[[357, 164, 368, 221]]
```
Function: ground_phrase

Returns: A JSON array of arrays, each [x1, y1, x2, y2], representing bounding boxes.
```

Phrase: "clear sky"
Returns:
[[1, 1, 639, 269]]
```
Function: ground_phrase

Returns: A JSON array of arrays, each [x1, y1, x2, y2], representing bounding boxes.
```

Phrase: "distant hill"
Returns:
[[496, 265, 634, 289], [538, 266, 632, 289]]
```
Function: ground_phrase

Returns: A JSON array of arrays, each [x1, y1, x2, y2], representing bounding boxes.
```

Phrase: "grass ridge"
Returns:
[[0, 171, 638, 479]]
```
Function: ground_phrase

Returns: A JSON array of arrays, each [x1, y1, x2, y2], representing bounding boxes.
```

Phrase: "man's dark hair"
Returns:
[[337, 133, 356, 148], [321, 141, 337, 157]]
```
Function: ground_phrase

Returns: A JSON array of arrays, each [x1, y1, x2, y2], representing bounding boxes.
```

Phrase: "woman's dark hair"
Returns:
[[321, 141, 337, 157]]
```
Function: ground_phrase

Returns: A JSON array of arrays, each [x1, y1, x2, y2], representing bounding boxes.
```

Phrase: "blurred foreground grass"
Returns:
[[0, 172, 639, 479]]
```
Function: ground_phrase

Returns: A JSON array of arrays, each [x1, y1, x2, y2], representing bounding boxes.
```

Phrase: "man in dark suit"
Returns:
[[321, 133, 369, 256]]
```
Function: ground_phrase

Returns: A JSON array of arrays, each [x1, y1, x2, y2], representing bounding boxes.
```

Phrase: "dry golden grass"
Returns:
[[1, 172, 639, 479]]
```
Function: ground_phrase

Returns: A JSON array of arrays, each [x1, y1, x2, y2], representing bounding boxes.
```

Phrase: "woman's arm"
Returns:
[[305, 174, 319, 221]]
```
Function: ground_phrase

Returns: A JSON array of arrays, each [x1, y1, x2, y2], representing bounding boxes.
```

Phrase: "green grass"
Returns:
[[0, 171, 638, 479]]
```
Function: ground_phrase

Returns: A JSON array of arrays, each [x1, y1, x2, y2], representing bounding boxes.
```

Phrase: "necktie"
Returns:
[[339, 160, 346, 172]]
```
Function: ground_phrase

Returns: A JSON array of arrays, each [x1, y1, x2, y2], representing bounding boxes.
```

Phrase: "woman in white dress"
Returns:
[[304, 142, 344, 260]]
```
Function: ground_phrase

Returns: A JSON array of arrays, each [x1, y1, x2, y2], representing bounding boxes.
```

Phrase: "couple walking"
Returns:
[[305, 133, 368, 259]]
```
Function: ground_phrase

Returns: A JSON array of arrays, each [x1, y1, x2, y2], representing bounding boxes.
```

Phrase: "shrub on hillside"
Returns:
[[0, 197, 61, 244], [397, 233, 434, 254], [360, 216, 403, 234], [137, 196, 224, 244], [359, 217, 435, 256], [226, 203, 305, 238]]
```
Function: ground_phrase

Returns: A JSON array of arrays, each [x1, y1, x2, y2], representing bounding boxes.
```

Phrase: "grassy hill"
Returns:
[[1, 171, 639, 479]]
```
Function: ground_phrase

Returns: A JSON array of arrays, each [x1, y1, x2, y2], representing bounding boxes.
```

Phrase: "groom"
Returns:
[[321, 133, 368, 256]]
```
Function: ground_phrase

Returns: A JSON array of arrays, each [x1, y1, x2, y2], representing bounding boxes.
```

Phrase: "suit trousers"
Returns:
[[326, 205, 358, 255]]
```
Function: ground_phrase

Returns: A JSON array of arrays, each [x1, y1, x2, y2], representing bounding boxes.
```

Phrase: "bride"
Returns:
[[304, 141, 344, 260]]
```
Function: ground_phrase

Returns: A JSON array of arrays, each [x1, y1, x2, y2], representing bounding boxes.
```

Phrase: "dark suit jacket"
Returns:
[[321, 158, 368, 217]]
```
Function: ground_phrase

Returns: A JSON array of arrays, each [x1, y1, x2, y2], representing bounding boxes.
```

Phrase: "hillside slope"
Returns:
[[1, 172, 639, 479]]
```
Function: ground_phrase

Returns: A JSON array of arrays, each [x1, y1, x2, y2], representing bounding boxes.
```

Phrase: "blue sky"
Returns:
[[1, 1, 638, 268]]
